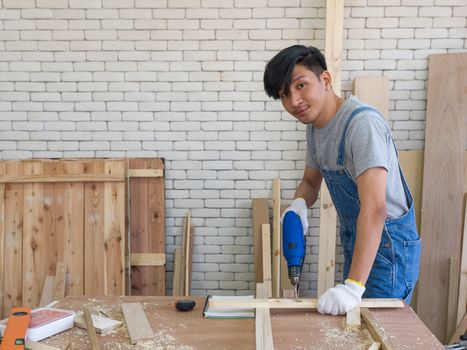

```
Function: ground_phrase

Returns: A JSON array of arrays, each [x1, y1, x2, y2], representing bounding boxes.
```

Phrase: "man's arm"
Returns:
[[348, 166, 388, 284], [294, 167, 323, 207]]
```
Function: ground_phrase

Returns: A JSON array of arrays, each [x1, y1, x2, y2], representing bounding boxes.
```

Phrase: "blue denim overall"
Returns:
[[319, 106, 421, 303]]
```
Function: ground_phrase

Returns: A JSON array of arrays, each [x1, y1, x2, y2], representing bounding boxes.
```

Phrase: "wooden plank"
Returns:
[[53, 261, 66, 300], [0, 173, 4, 317], [26, 341, 63, 350], [128, 253, 166, 267], [449, 312, 467, 344], [209, 298, 404, 310], [352, 75, 389, 120], [103, 160, 125, 295], [74, 312, 123, 334], [346, 306, 361, 328], [172, 248, 182, 296], [84, 308, 102, 350], [252, 198, 269, 283], [0, 174, 125, 183], [272, 178, 281, 298], [261, 224, 272, 298], [361, 308, 394, 350], [325, 0, 344, 95], [121, 302, 155, 344], [458, 199, 467, 326], [255, 283, 274, 350], [39, 276, 55, 307], [368, 343, 380, 350], [417, 53, 467, 342], [128, 169, 163, 178], [447, 257, 460, 342], [184, 212, 191, 296], [280, 205, 293, 294]]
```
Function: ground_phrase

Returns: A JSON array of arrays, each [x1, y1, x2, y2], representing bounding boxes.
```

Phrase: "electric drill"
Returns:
[[282, 211, 306, 300]]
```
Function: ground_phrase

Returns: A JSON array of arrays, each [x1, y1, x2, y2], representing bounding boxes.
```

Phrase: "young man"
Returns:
[[263, 45, 421, 316]]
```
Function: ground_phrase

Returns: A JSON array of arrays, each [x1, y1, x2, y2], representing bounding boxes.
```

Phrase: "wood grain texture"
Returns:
[[53, 261, 66, 300], [447, 257, 460, 342], [121, 302, 154, 344], [0, 171, 4, 316], [458, 200, 467, 326], [172, 247, 182, 296], [417, 53, 467, 342], [324, 0, 344, 95], [255, 283, 274, 350], [39, 275, 55, 307], [252, 198, 269, 283], [84, 308, 102, 350], [261, 224, 272, 298], [272, 178, 281, 298], [352, 75, 389, 120]]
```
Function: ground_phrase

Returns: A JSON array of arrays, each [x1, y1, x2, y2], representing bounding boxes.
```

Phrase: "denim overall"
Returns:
[[319, 106, 421, 303]]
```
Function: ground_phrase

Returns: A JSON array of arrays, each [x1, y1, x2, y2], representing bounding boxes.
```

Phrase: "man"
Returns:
[[263, 45, 421, 316]]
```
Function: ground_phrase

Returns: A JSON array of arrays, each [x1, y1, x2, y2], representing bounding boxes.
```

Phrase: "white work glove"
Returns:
[[317, 279, 366, 316], [281, 198, 309, 236]]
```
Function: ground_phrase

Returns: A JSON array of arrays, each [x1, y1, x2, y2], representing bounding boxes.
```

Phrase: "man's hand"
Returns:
[[317, 279, 365, 315], [281, 198, 308, 236]]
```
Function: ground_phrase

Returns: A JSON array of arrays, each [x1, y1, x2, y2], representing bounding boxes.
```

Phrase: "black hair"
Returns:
[[263, 45, 327, 100]]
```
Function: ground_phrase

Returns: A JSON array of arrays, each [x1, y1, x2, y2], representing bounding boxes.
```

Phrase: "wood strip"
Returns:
[[361, 308, 394, 350], [447, 257, 460, 342], [209, 298, 404, 310], [352, 76, 389, 120], [0, 179, 4, 316], [255, 283, 274, 350], [449, 312, 467, 344], [368, 342, 381, 350], [0, 174, 125, 183], [252, 198, 269, 284], [458, 198, 467, 326], [121, 302, 155, 344], [325, 0, 344, 95], [84, 308, 102, 350], [128, 253, 166, 267], [280, 205, 293, 294], [172, 248, 182, 296], [3, 161, 23, 317], [184, 212, 191, 296], [272, 178, 281, 298], [128, 169, 163, 178], [53, 261, 66, 300], [26, 341, 63, 350], [417, 53, 467, 342], [261, 224, 272, 298], [39, 276, 55, 307], [346, 306, 361, 327]]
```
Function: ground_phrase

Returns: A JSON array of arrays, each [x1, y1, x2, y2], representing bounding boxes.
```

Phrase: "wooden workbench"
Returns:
[[37, 296, 442, 349]]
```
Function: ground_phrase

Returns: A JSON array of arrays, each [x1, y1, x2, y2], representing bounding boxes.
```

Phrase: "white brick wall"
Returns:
[[0, 0, 466, 297]]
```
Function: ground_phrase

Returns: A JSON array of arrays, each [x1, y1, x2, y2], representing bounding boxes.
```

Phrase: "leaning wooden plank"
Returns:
[[128, 169, 163, 178], [449, 312, 467, 345], [252, 198, 269, 283], [209, 298, 404, 310], [325, 0, 344, 95], [272, 178, 281, 298], [172, 248, 182, 296], [0, 176, 4, 317], [121, 302, 155, 344], [53, 261, 66, 301], [39, 276, 55, 307], [280, 205, 293, 294], [26, 341, 63, 350], [84, 308, 102, 350], [261, 224, 272, 298], [256, 283, 274, 350], [417, 53, 467, 342], [352, 76, 389, 120], [128, 253, 166, 267], [457, 200, 467, 326], [446, 257, 460, 342], [184, 212, 191, 297], [361, 308, 394, 350]]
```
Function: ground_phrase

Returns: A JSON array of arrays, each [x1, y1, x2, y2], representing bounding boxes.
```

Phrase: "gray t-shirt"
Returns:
[[305, 95, 409, 219]]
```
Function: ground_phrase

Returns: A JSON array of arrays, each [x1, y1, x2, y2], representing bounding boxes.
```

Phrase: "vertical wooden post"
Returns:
[[272, 178, 281, 298], [261, 224, 272, 297]]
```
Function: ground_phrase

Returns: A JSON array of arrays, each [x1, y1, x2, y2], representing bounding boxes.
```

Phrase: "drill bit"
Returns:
[[293, 283, 299, 301]]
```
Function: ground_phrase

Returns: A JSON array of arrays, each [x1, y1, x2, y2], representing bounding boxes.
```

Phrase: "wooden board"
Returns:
[[417, 53, 467, 342], [53, 261, 66, 301], [39, 276, 55, 307], [45, 296, 442, 350], [352, 76, 389, 120], [458, 197, 467, 326], [129, 158, 165, 296], [121, 302, 155, 344], [172, 248, 182, 296], [449, 312, 467, 344], [252, 198, 269, 283], [272, 178, 281, 298], [255, 283, 274, 350], [261, 224, 272, 298], [84, 308, 102, 350]]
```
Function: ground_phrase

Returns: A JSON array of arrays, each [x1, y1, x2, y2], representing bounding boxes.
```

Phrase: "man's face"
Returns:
[[279, 64, 328, 125]]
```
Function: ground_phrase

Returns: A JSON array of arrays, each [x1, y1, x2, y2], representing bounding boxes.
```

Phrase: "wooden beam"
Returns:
[[84, 308, 102, 350], [121, 302, 155, 344], [172, 248, 182, 297], [184, 212, 191, 297], [252, 198, 269, 283], [352, 75, 389, 120], [457, 199, 467, 326], [255, 283, 274, 350], [447, 257, 460, 342], [361, 308, 393, 350], [261, 224, 272, 297], [126, 253, 166, 267], [0, 174, 125, 183], [209, 298, 404, 310], [272, 178, 281, 298], [127, 169, 163, 178], [325, 0, 344, 95], [52, 262, 66, 301]]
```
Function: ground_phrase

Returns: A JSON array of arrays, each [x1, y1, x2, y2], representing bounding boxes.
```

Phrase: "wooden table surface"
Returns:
[[38, 296, 443, 350]]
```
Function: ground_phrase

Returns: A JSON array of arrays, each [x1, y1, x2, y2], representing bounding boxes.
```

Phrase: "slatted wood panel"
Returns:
[[0, 159, 126, 318], [417, 53, 467, 342], [129, 158, 165, 296]]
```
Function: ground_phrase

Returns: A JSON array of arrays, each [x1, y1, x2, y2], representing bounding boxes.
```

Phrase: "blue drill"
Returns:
[[282, 211, 306, 300]]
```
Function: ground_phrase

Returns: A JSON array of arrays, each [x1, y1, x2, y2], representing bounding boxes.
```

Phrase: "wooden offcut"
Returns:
[[183, 212, 192, 296], [352, 76, 389, 119], [261, 224, 272, 297], [128, 158, 165, 296], [255, 283, 274, 350], [84, 308, 102, 350], [252, 198, 269, 283], [121, 302, 155, 344], [346, 306, 361, 327], [272, 178, 281, 298], [172, 248, 182, 296], [361, 308, 392, 350], [417, 53, 467, 342], [39, 276, 55, 307]]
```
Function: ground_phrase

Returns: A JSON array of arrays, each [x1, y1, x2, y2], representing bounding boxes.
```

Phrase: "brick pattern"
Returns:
[[0, 1, 466, 296]]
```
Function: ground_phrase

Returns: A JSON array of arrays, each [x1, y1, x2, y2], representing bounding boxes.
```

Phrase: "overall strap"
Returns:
[[336, 106, 384, 166]]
